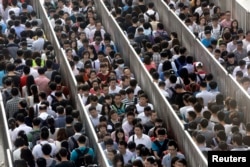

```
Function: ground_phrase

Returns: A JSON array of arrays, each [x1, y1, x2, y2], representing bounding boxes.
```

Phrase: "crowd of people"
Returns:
[[105, 0, 250, 163], [1, 0, 250, 167]]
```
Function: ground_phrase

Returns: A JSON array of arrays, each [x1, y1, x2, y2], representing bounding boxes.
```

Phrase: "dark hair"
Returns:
[[78, 135, 86, 144], [113, 154, 124, 167], [132, 159, 144, 167], [20, 147, 35, 167], [26, 75, 35, 96], [42, 143, 52, 155], [36, 157, 46, 167]]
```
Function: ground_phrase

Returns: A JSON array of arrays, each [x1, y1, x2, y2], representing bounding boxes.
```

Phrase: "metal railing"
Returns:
[[96, 0, 208, 166]]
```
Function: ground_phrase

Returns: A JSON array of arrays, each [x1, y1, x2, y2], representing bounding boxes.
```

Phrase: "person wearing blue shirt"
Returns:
[[151, 128, 169, 159], [70, 135, 95, 162], [201, 30, 215, 47], [0, 22, 7, 34]]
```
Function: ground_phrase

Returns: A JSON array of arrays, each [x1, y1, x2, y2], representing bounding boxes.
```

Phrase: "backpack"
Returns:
[[196, 73, 205, 83], [40, 115, 52, 128], [71, 136, 79, 150], [75, 148, 90, 167], [167, 87, 177, 103], [3, 90, 12, 102], [145, 11, 156, 22], [31, 131, 41, 149], [154, 30, 170, 41], [50, 94, 57, 106], [48, 159, 57, 167], [153, 139, 169, 158]]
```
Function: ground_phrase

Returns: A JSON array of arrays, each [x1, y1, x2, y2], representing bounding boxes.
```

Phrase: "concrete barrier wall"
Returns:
[[0, 94, 13, 167]]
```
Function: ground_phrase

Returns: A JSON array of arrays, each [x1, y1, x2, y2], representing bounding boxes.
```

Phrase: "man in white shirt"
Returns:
[[128, 124, 152, 149], [137, 106, 152, 125], [12, 113, 32, 143], [108, 78, 122, 95], [136, 93, 154, 114], [232, 60, 247, 78], [196, 82, 214, 106], [118, 141, 133, 165], [144, 2, 159, 22], [56, 0, 71, 14], [227, 35, 238, 53], [31, 30, 45, 52], [32, 127, 57, 159], [89, 106, 102, 127], [85, 95, 103, 113]]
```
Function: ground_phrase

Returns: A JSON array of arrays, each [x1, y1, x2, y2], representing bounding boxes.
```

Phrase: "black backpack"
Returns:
[[70, 136, 79, 151], [3, 90, 12, 103], [146, 11, 156, 21], [75, 148, 90, 167]]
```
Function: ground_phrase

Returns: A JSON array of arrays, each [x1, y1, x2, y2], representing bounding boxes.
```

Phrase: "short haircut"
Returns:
[[42, 144, 52, 155], [59, 147, 68, 157], [200, 118, 208, 128], [168, 140, 178, 149], [119, 140, 128, 148], [196, 134, 206, 144], [78, 135, 86, 144], [74, 122, 83, 132]]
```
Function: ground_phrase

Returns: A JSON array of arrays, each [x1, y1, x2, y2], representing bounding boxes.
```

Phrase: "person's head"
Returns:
[[58, 147, 68, 159], [126, 111, 135, 124], [232, 133, 243, 146], [132, 159, 144, 167], [40, 127, 49, 140], [157, 128, 167, 141], [118, 140, 128, 154], [74, 122, 83, 133], [41, 143, 52, 156], [144, 106, 152, 117], [240, 77, 250, 90], [196, 134, 206, 146], [144, 156, 157, 167], [187, 111, 197, 122], [104, 138, 114, 151], [199, 118, 209, 129], [113, 154, 124, 167], [89, 106, 98, 118], [173, 158, 187, 167], [36, 157, 46, 167], [134, 123, 143, 136], [16, 113, 25, 124], [138, 93, 148, 105], [168, 140, 178, 155], [77, 135, 86, 145], [216, 130, 227, 142], [20, 147, 35, 167], [194, 102, 203, 114], [214, 123, 225, 132]]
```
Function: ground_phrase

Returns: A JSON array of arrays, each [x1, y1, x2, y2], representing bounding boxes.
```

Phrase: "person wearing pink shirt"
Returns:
[[143, 55, 156, 71], [220, 11, 232, 28], [35, 67, 50, 93]]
